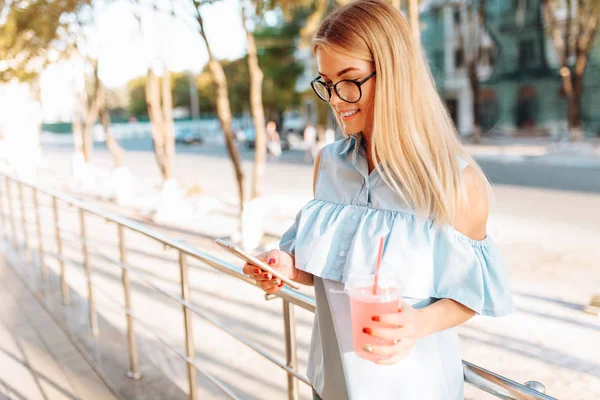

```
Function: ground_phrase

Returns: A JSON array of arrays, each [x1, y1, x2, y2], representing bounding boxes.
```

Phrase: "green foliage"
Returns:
[[127, 75, 148, 117], [0, 0, 90, 82], [254, 17, 305, 118]]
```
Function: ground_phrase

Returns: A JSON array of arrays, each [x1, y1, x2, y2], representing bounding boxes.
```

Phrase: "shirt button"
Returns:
[[339, 251, 346, 257]]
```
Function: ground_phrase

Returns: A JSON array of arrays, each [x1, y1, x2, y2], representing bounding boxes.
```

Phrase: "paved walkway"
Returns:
[[0, 255, 117, 400]]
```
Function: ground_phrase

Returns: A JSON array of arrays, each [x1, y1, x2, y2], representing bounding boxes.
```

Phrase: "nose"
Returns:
[[329, 89, 345, 110]]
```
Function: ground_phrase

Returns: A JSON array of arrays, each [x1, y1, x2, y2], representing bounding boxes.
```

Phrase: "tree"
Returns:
[[71, 52, 103, 163], [458, 0, 489, 142], [192, 0, 246, 219], [408, 0, 420, 48], [542, 0, 599, 140], [254, 22, 304, 122], [134, 1, 175, 182], [0, 0, 89, 82], [241, 1, 267, 200]]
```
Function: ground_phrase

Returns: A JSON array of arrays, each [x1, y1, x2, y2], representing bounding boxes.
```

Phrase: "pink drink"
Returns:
[[345, 275, 402, 362]]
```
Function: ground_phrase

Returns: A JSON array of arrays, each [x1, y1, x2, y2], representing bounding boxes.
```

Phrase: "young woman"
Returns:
[[243, 1, 514, 399]]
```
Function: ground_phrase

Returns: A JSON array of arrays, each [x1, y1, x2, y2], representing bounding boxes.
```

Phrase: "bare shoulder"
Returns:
[[453, 165, 489, 240]]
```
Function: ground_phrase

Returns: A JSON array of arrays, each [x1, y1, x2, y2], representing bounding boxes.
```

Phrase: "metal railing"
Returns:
[[0, 172, 556, 400]]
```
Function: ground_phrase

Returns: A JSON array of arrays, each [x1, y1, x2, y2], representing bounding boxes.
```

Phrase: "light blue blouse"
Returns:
[[280, 134, 515, 400]]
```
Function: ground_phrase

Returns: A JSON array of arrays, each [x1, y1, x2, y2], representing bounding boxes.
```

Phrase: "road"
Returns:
[[25, 135, 600, 399]]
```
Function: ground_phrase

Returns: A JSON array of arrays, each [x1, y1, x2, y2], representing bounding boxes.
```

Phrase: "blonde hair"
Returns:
[[313, 0, 491, 225]]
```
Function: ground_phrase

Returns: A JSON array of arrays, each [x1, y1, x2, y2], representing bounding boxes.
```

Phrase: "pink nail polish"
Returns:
[[268, 258, 276, 265]]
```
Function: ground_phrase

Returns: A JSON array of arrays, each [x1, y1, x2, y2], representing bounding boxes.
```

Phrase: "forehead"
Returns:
[[316, 48, 371, 75]]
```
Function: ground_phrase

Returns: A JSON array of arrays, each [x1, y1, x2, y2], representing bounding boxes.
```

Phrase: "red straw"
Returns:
[[372, 237, 385, 295]]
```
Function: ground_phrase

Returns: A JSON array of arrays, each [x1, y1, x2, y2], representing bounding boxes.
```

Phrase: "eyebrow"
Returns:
[[318, 67, 360, 78]]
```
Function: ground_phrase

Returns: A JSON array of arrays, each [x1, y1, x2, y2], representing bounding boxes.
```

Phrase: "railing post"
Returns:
[[79, 208, 99, 336], [5, 178, 18, 247], [32, 189, 47, 280], [17, 181, 30, 261], [179, 251, 197, 400], [282, 299, 299, 400], [52, 197, 70, 305], [118, 224, 141, 379]]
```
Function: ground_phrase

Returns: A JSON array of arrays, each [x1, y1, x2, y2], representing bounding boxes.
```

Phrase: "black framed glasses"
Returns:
[[310, 71, 376, 104]]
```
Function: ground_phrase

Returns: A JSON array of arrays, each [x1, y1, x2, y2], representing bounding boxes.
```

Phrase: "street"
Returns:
[[21, 136, 600, 399]]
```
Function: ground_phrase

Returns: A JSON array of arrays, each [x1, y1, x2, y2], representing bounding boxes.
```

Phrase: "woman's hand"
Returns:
[[242, 249, 295, 294], [362, 299, 422, 365]]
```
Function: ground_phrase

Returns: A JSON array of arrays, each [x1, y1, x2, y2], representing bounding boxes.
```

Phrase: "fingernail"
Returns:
[[268, 258, 275, 265], [363, 345, 373, 353], [253, 268, 261, 275], [278, 281, 285, 288], [263, 273, 271, 279], [362, 327, 372, 334], [372, 316, 380, 322], [273, 279, 280, 286]]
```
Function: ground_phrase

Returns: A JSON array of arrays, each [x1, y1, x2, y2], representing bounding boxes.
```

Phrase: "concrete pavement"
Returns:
[[0, 253, 117, 400]]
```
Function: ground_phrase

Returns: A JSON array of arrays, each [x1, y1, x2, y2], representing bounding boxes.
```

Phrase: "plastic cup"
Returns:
[[345, 272, 403, 361]]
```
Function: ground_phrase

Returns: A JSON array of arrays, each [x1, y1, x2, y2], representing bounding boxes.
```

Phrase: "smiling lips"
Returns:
[[340, 109, 359, 119]]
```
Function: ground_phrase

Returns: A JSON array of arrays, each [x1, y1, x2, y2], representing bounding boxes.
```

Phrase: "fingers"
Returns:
[[363, 339, 414, 361], [242, 250, 285, 293], [372, 308, 405, 326], [243, 263, 268, 280], [363, 326, 409, 342], [258, 277, 284, 293], [265, 249, 280, 267]]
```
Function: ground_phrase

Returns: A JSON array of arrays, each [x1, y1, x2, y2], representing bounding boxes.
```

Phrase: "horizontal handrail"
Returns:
[[0, 172, 555, 400], [53, 237, 312, 385], [26, 182, 318, 313]]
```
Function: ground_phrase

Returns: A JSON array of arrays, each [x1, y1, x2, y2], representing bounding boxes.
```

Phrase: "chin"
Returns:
[[342, 122, 363, 136]]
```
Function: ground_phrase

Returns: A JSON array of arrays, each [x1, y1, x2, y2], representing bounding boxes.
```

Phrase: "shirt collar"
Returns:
[[339, 133, 364, 157]]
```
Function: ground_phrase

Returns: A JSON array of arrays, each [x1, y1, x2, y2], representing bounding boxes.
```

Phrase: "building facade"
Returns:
[[421, 0, 600, 138]]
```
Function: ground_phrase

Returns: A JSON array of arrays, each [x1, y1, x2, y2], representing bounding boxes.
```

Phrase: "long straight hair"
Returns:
[[313, 0, 491, 225]]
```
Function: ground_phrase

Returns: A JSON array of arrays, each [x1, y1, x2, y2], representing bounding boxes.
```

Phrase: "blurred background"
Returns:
[[0, 0, 599, 399]]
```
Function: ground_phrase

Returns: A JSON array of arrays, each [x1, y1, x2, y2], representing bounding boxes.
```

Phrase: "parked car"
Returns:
[[237, 126, 290, 151], [175, 127, 204, 145]]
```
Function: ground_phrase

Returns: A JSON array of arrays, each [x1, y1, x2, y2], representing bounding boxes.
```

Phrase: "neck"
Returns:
[[361, 130, 372, 151], [360, 131, 376, 174]]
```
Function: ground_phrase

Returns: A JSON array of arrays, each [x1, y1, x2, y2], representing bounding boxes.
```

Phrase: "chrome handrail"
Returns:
[[0, 172, 556, 400]]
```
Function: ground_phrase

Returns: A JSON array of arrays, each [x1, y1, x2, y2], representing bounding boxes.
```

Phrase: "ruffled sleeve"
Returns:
[[432, 227, 516, 317], [279, 210, 301, 256]]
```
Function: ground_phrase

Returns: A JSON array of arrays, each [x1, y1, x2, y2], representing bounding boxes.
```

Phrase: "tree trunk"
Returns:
[[569, 72, 585, 140], [82, 125, 93, 163], [544, 0, 598, 141], [467, 60, 481, 142], [146, 69, 168, 179], [408, 0, 420, 47], [100, 95, 125, 168], [467, 0, 486, 142], [72, 103, 84, 155], [161, 67, 175, 181], [208, 58, 246, 214], [195, 3, 245, 215], [243, 2, 267, 200]]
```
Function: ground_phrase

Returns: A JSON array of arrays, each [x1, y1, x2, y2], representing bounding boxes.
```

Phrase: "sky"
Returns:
[[40, 0, 249, 122]]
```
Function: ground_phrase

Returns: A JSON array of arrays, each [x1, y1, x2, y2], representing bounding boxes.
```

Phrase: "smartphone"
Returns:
[[215, 239, 301, 291]]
